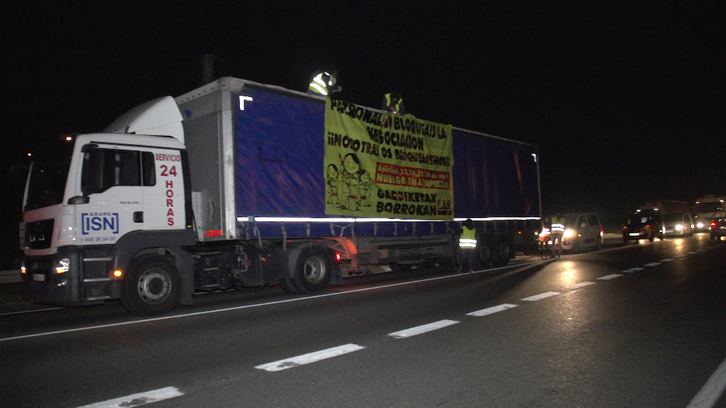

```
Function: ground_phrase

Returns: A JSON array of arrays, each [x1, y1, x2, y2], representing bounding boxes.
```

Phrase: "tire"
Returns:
[[279, 278, 299, 294], [594, 236, 602, 250], [648, 232, 654, 242], [289, 248, 332, 294], [572, 239, 580, 253], [492, 239, 511, 266], [121, 254, 181, 316], [477, 243, 491, 268]]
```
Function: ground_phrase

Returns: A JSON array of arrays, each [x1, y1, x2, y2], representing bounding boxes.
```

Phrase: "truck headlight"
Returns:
[[54, 258, 70, 274]]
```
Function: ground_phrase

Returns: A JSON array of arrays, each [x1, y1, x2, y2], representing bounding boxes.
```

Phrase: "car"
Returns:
[[622, 210, 664, 243], [710, 218, 726, 241], [663, 212, 694, 237], [557, 213, 603, 251]]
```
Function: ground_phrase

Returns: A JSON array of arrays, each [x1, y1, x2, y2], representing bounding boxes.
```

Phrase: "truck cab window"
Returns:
[[82, 148, 154, 195]]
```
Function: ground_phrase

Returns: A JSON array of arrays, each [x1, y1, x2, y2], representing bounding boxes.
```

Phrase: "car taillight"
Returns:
[[711, 221, 717, 228]]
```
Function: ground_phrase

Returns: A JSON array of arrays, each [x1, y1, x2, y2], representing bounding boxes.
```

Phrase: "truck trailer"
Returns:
[[20, 77, 541, 316]]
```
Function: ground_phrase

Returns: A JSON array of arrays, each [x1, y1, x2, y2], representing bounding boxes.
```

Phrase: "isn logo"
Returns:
[[81, 213, 120, 235]]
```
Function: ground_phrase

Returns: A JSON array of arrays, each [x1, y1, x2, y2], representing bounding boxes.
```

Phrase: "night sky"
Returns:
[[2, 2, 724, 266]]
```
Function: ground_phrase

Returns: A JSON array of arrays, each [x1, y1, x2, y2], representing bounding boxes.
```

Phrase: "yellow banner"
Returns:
[[324, 98, 454, 220]]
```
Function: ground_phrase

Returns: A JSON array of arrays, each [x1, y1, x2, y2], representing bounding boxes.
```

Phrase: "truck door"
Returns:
[[76, 146, 153, 245]]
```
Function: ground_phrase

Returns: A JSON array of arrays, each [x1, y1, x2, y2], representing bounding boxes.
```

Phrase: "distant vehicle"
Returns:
[[710, 218, 726, 241], [694, 196, 726, 232], [663, 212, 694, 237], [622, 210, 664, 243], [558, 213, 603, 251]]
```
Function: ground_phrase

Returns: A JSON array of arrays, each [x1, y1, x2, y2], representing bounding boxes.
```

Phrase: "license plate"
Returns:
[[33, 274, 46, 282]]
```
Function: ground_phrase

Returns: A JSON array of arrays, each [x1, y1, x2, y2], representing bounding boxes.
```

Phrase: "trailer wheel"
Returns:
[[121, 255, 181, 316], [477, 243, 491, 268], [492, 239, 511, 266], [290, 248, 332, 294]]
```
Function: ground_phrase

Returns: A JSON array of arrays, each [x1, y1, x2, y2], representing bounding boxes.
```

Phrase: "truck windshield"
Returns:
[[24, 144, 74, 211], [696, 202, 723, 213]]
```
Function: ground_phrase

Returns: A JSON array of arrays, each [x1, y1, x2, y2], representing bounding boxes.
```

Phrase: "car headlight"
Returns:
[[563, 229, 575, 238], [675, 224, 683, 231]]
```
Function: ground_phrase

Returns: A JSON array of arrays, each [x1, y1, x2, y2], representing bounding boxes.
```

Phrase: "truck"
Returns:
[[20, 77, 541, 316], [694, 196, 726, 232]]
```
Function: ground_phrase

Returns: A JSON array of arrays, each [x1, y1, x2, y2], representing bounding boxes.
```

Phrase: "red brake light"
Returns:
[[335, 253, 342, 262]]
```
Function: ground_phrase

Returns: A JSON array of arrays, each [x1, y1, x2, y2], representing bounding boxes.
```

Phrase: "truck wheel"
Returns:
[[477, 244, 491, 268], [121, 255, 181, 316], [290, 248, 332, 294], [279, 278, 299, 294], [492, 239, 511, 266]]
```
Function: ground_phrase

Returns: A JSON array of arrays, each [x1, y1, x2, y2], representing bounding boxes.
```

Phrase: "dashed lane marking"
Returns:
[[76, 386, 183, 408], [521, 291, 561, 302], [466, 303, 519, 317], [255, 344, 366, 372], [644, 262, 661, 267], [622, 267, 644, 273], [388, 319, 460, 339], [598, 274, 623, 280], [567, 281, 597, 289]]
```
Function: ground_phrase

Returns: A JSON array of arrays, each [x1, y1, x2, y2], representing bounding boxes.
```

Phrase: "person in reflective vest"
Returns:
[[459, 218, 477, 273], [381, 92, 405, 115], [308, 71, 342, 96], [550, 213, 566, 258]]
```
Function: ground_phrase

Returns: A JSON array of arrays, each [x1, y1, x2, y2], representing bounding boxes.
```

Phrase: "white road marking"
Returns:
[[0, 307, 65, 317], [1, 262, 529, 343], [622, 267, 644, 273], [76, 386, 183, 408], [660, 258, 675, 262], [466, 303, 519, 317], [687, 358, 726, 408], [521, 291, 560, 302], [567, 281, 597, 289], [644, 262, 661, 267], [597, 274, 623, 280], [255, 343, 365, 372], [388, 319, 460, 339]]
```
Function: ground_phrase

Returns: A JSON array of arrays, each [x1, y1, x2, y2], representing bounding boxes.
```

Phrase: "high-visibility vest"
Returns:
[[308, 73, 330, 95], [459, 226, 477, 248], [551, 216, 566, 234], [383, 93, 404, 113]]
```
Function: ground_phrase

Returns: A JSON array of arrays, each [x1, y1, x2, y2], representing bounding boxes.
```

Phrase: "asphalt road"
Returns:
[[2, 234, 726, 408]]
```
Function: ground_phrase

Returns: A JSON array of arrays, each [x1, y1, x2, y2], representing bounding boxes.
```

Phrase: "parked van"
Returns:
[[663, 212, 694, 237], [558, 213, 604, 251]]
